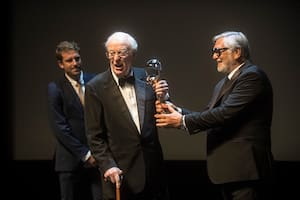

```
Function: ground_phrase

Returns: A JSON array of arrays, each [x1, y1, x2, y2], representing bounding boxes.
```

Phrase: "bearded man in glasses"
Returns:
[[155, 31, 274, 200]]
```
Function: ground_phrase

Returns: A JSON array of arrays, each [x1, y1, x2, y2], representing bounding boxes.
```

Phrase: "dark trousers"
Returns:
[[58, 167, 102, 200], [220, 180, 273, 200]]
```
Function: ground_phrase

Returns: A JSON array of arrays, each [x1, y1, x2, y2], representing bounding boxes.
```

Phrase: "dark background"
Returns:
[[6, 0, 300, 199], [10, 0, 299, 161]]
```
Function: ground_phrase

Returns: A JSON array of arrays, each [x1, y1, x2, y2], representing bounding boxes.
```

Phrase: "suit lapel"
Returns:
[[209, 77, 228, 109], [104, 70, 140, 133], [135, 77, 146, 130], [208, 67, 243, 109], [217, 77, 232, 101], [62, 75, 84, 111]]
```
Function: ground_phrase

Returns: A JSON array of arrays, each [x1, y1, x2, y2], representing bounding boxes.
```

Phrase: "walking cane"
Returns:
[[116, 175, 122, 200], [116, 185, 120, 200]]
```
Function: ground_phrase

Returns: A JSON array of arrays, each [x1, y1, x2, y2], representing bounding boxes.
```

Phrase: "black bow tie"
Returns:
[[118, 76, 135, 87]]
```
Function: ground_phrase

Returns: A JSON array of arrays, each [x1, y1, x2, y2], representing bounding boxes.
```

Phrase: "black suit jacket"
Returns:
[[84, 67, 167, 198], [48, 73, 95, 171], [184, 61, 274, 184]]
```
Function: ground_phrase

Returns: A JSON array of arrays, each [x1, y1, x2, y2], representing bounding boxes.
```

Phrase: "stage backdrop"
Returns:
[[11, 0, 299, 161]]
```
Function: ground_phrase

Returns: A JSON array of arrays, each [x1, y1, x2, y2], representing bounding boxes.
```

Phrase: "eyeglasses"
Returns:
[[106, 49, 130, 59], [212, 48, 229, 57], [64, 56, 81, 63]]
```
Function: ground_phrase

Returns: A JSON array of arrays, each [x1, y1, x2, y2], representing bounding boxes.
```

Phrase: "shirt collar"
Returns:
[[65, 71, 84, 85], [228, 62, 245, 80]]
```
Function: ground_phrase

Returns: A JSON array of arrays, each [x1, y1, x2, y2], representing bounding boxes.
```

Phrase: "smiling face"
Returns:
[[58, 50, 82, 80], [106, 41, 134, 78], [212, 37, 242, 74]]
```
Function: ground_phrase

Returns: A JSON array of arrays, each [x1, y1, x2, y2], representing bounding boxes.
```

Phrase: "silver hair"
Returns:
[[213, 31, 251, 59], [105, 32, 138, 52]]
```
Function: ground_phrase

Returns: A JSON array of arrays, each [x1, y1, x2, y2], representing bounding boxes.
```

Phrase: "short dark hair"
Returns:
[[55, 41, 80, 61]]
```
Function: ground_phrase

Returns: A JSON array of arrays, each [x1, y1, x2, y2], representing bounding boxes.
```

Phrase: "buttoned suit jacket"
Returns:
[[183, 61, 274, 184], [84, 67, 167, 198], [48, 73, 95, 171]]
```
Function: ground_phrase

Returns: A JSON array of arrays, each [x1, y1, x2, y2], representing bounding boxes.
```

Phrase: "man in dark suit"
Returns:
[[84, 32, 170, 200], [155, 31, 274, 200], [48, 41, 102, 200]]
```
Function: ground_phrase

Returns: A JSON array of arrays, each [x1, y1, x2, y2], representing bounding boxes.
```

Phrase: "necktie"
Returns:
[[76, 82, 84, 105], [118, 76, 135, 87]]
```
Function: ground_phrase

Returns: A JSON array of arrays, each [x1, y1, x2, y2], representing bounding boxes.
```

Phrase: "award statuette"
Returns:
[[145, 58, 162, 85], [145, 58, 165, 103]]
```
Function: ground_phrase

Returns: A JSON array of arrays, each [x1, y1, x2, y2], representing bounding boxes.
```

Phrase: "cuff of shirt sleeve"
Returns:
[[177, 107, 182, 114], [180, 115, 187, 131], [82, 150, 91, 162]]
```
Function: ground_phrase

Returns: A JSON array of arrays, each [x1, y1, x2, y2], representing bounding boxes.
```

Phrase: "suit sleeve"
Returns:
[[185, 71, 265, 134]]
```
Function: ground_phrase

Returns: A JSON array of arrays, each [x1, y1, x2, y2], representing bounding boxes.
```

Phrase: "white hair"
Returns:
[[105, 32, 138, 52]]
